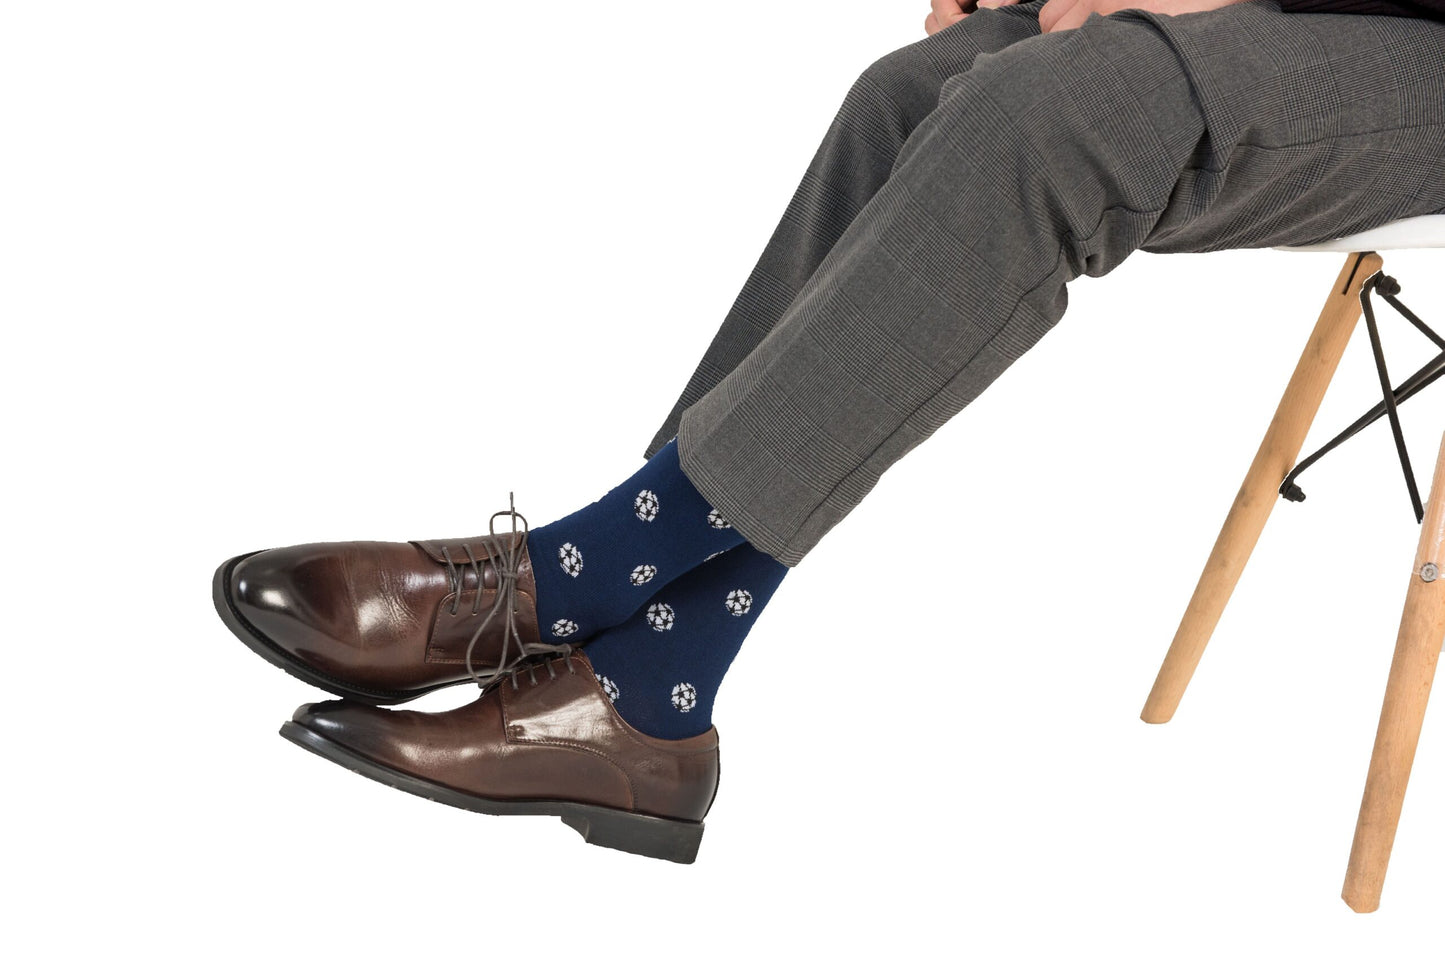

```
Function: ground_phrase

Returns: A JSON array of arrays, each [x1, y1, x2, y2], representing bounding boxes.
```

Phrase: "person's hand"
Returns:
[[1039, 0, 1247, 33], [925, 0, 1022, 35]]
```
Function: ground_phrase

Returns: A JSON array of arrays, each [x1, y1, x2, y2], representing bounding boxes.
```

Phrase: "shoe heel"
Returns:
[[559, 805, 705, 864]]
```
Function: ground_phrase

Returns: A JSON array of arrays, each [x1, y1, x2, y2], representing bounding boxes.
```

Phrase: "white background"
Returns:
[[4, 1, 1443, 961]]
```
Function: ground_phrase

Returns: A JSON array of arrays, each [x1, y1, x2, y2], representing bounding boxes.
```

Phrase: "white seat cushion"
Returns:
[[1273, 213, 1445, 252]]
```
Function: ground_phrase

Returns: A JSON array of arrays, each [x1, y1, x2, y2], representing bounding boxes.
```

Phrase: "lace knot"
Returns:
[[449, 492, 575, 692]]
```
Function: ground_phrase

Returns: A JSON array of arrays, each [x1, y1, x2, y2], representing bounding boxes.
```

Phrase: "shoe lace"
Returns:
[[506, 651, 578, 691], [438, 492, 573, 691]]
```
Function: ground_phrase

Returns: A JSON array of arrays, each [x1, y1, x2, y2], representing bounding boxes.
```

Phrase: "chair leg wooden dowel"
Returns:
[[1141, 251, 1384, 724], [1341, 432, 1445, 913]]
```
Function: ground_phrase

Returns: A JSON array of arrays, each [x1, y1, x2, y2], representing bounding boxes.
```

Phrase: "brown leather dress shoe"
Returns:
[[280, 653, 720, 863], [213, 527, 542, 704]]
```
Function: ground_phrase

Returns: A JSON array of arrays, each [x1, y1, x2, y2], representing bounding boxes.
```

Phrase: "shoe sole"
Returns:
[[279, 720, 706, 864], [212, 552, 457, 706]]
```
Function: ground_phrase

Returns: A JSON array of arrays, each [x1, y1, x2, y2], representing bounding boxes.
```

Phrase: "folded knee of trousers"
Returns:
[[849, 0, 1047, 141], [882, 14, 1215, 278]]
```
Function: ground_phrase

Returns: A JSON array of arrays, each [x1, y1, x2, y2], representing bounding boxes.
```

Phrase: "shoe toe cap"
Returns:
[[228, 546, 352, 652], [290, 697, 370, 734], [289, 698, 408, 763]]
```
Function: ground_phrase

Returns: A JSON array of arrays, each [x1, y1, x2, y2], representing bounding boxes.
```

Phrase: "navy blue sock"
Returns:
[[528, 438, 746, 643], [584, 543, 787, 739]]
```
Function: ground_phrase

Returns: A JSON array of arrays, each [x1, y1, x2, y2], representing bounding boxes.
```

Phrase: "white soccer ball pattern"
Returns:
[[558, 542, 583, 577], [551, 618, 579, 638], [724, 589, 753, 616], [595, 674, 620, 703], [645, 602, 676, 632], [629, 564, 658, 586], [706, 507, 731, 530], [671, 682, 698, 713], [634, 489, 660, 522]]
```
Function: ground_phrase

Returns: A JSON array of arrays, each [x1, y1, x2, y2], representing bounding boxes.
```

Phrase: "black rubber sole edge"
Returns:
[[279, 720, 705, 864], [212, 552, 454, 706]]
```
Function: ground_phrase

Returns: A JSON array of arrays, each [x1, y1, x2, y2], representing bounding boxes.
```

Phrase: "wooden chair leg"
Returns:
[[1141, 251, 1384, 723], [1342, 431, 1445, 913]]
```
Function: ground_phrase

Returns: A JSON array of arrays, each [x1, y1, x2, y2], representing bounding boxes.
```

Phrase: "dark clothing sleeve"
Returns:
[[1277, 0, 1445, 22]]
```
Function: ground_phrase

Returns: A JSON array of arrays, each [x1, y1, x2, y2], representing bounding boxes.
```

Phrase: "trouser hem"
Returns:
[[676, 421, 802, 567]]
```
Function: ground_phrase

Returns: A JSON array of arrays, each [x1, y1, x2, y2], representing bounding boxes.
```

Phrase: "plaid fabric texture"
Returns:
[[646, 0, 1445, 565]]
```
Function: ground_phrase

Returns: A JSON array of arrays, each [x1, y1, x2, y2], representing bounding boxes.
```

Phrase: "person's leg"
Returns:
[[525, 4, 1055, 736], [278, 0, 1445, 860], [674, 0, 1445, 568]]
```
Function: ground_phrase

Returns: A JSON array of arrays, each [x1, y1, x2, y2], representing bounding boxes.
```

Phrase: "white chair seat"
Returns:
[[1273, 213, 1445, 252]]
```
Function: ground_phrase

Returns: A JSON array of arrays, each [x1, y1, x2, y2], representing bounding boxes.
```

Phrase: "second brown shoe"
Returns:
[[281, 652, 720, 863], [213, 526, 541, 704]]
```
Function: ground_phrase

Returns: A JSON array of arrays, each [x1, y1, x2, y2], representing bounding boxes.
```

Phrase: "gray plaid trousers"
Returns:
[[646, 0, 1445, 565]]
